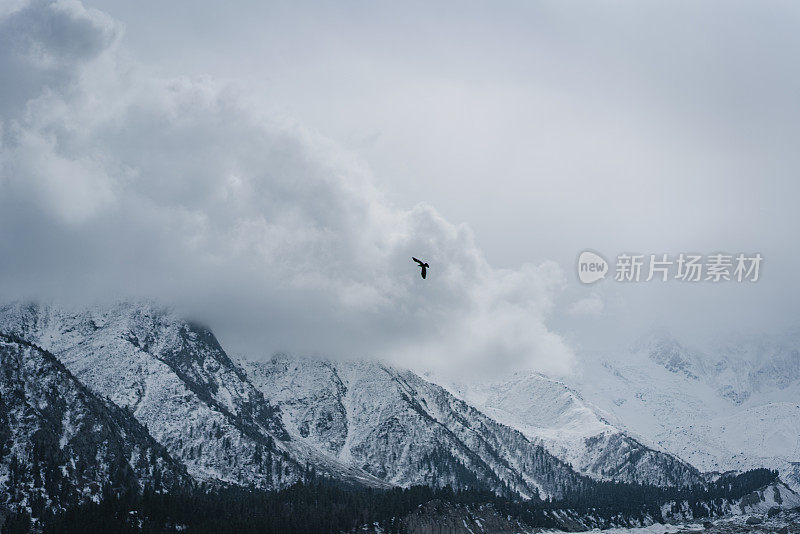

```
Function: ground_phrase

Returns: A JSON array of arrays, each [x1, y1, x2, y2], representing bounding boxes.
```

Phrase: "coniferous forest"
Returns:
[[2, 468, 777, 534]]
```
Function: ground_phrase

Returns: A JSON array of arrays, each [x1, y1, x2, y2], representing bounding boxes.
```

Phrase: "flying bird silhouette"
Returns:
[[412, 257, 429, 279]]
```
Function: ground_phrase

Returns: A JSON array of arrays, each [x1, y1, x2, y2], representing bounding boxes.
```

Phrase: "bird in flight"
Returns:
[[412, 257, 429, 279]]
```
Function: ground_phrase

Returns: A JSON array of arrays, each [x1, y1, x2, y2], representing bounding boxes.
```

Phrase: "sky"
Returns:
[[1, 0, 799, 376]]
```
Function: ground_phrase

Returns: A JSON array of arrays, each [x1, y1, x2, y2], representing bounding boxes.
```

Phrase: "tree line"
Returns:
[[0, 467, 777, 534]]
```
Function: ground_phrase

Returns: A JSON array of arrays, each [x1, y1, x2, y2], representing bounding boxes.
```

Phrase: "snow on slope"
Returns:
[[0, 334, 190, 514], [244, 355, 603, 499], [566, 333, 800, 488], [733, 480, 800, 515], [428, 370, 703, 487]]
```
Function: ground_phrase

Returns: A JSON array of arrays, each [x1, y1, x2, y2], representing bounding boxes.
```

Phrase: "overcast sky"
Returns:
[[1, 0, 799, 376]]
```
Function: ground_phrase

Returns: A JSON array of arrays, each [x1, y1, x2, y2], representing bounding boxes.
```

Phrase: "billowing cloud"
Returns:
[[0, 0, 574, 376]]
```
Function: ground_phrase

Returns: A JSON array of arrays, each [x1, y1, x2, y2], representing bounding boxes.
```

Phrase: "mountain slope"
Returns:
[[244, 355, 684, 499], [568, 334, 800, 489], [436, 371, 704, 487], [0, 334, 190, 516]]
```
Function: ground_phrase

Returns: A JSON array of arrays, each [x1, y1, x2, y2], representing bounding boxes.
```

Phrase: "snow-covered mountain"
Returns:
[[566, 333, 800, 489], [0, 334, 190, 514], [634, 333, 800, 405], [243, 355, 601, 499], [661, 479, 800, 521], [0, 302, 383, 492], [1, 300, 795, 521], [0, 301, 704, 508], [0, 301, 602, 500], [393, 479, 800, 533], [433, 371, 703, 487]]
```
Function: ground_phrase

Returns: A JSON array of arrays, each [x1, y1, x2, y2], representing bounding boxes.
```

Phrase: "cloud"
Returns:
[[567, 294, 604, 317], [0, 0, 574, 376]]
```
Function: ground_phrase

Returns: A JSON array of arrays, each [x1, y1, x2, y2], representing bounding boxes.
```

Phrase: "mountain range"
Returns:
[[0, 301, 796, 521]]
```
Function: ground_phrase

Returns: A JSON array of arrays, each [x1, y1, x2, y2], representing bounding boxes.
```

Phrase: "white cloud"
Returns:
[[0, 0, 574, 376], [567, 294, 604, 317]]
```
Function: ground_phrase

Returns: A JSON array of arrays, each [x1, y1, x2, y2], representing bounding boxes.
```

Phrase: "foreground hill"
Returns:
[[0, 334, 189, 515]]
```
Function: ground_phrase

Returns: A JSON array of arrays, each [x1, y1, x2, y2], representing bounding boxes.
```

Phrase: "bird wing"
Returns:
[[412, 257, 422, 265], [421, 266, 427, 279]]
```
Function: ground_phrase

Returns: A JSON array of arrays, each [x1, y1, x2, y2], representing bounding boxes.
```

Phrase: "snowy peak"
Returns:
[[3, 300, 790, 513], [437, 371, 613, 439], [0, 301, 286, 437], [634, 331, 800, 405]]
